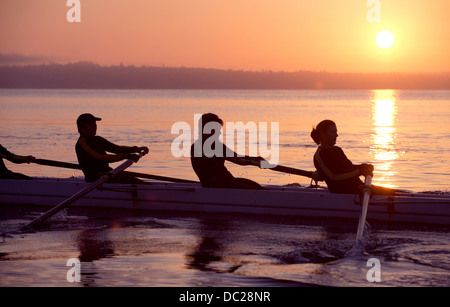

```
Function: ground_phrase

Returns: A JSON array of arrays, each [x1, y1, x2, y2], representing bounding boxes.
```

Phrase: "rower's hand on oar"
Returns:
[[359, 164, 374, 177], [126, 146, 149, 161], [26, 156, 36, 163], [125, 153, 143, 162], [132, 146, 149, 155], [14, 155, 36, 164], [311, 171, 323, 182]]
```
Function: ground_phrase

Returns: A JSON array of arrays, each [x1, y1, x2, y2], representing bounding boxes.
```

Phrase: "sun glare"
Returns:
[[370, 90, 399, 188], [376, 31, 395, 49]]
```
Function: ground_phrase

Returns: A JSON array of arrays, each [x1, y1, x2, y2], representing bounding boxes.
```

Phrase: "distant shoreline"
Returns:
[[1, 62, 449, 90]]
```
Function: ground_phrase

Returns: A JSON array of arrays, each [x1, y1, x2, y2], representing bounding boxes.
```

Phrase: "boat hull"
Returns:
[[1, 179, 449, 225]]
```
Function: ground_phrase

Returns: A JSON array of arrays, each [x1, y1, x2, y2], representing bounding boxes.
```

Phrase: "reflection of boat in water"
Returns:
[[1, 178, 449, 225], [76, 228, 115, 286], [185, 218, 243, 273]]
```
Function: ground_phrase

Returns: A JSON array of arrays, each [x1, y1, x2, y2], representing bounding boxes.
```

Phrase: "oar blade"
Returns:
[[345, 175, 373, 256]]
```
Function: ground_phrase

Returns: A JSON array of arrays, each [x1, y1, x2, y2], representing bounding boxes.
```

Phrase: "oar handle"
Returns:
[[34, 159, 81, 169], [102, 150, 147, 179], [22, 156, 198, 184], [245, 159, 323, 181], [12, 151, 147, 171]]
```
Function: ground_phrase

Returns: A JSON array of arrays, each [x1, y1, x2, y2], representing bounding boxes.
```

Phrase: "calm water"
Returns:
[[0, 89, 449, 191], [0, 89, 449, 287]]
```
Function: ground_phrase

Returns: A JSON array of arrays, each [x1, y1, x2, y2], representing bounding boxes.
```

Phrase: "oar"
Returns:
[[20, 157, 198, 184], [347, 175, 373, 256], [123, 171, 198, 184], [20, 152, 146, 231], [245, 159, 323, 182], [356, 175, 372, 241]]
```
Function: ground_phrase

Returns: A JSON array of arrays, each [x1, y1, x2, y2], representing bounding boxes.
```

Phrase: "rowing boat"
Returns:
[[1, 178, 449, 225]]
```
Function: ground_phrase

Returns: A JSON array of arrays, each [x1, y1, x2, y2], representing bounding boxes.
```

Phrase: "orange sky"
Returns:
[[0, 0, 449, 73]]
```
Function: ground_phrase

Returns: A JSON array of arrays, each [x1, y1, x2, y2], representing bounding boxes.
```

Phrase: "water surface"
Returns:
[[1, 89, 449, 192], [0, 89, 449, 287]]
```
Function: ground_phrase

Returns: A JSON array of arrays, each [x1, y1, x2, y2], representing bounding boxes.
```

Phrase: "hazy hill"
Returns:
[[0, 62, 448, 89]]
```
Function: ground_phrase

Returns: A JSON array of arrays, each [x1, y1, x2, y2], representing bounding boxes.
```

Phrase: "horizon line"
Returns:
[[0, 57, 449, 76], [1, 60, 449, 90]]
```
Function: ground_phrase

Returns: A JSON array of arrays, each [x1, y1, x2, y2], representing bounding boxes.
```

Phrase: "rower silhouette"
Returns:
[[311, 120, 395, 195], [75, 113, 149, 183], [0, 144, 35, 180], [190, 113, 265, 190]]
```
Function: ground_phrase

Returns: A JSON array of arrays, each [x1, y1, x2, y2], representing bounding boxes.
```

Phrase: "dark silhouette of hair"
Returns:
[[311, 119, 336, 145], [198, 113, 223, 138], [200, 113, 223, 128]]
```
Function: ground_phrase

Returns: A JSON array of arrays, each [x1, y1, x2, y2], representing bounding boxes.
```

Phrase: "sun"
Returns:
[[376, 31, 395, 49]]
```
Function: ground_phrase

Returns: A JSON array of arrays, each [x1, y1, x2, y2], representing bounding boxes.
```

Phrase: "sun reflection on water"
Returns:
[[370, 90, 399, 188]]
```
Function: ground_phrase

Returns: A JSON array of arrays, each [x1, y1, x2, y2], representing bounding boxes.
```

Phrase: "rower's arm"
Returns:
[[314, 150, 360, 181], [102, 138, 136, 155], [78, 137, 126, 162], [9, 155, 35, 164], [102, 138, 149, 156], [0, 145, 34, 164]]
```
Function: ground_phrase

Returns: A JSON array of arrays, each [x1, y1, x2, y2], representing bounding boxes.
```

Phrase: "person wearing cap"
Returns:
[[75, 113, 149, 183], [0, 144, 35, 180]]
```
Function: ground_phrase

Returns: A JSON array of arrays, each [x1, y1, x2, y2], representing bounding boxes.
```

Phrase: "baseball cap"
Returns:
[[77, 113, 101, 128]]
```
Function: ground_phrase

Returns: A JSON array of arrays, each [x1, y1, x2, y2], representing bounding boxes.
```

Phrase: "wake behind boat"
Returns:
[[1, 177, 449, 225]]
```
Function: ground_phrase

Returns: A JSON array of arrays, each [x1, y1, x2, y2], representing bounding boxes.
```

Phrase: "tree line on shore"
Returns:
[[0, 62, 448, 90]]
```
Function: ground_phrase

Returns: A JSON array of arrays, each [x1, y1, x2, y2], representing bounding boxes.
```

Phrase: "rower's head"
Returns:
[[311, 120, 338, 147], [199, 113, 223, 140], [77, 113, 101, 137]]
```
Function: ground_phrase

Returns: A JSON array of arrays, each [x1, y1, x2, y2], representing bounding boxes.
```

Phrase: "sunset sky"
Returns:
[[0, 0, 448, 73]]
